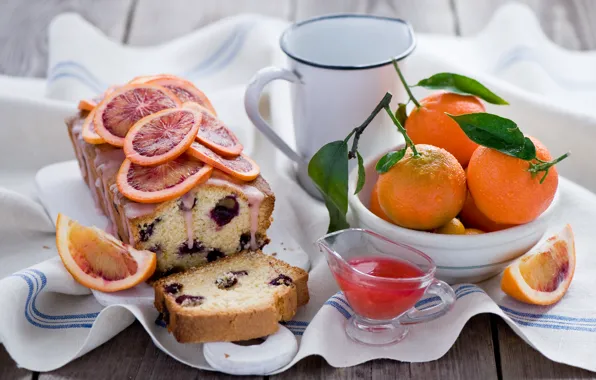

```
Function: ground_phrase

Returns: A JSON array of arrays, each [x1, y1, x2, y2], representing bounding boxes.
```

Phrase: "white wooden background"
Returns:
[[1, 1, 596, 379]]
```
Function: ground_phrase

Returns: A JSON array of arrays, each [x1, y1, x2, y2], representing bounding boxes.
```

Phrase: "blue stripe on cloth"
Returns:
[[500, 306, 596, 324], [506, 316, 596, 332], [48, 61, 107, 89], [47, 72, 105, 94], [12, 272, 95, 329], [324, 300, 352, 319]]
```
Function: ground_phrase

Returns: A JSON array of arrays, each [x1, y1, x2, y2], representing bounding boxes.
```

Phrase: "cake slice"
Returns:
[[67, 111, 274, 278], [154, 250, 309, 343]]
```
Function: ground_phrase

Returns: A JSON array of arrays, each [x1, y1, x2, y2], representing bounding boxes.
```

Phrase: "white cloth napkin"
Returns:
[[2, 2, 596, 374]]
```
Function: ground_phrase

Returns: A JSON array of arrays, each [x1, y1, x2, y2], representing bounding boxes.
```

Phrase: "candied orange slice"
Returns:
[[94, 84, 181, 147], [56, 213, 156, 292], [124, 108, 202, 166], [183, 102, 242, 157], [81, 109, 106, 145], [501, 224, 575, 305], [117, 155, 213, 203], [188, 141, 259, 181]]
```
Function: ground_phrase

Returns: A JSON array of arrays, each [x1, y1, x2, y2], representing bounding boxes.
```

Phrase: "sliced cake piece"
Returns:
[[154, 250, 309, 343]]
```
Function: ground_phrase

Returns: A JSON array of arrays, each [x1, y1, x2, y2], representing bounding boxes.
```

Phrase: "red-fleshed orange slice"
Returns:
[[117, 155, 213, 203], [183, 102, 243, 157], [56, 213, 156, 292], [187, 141, 259, 181], [501, 224, 575, 305], [124, 108, 202, 166], [77, 86, 118, 112], [94, 84, 181, 147], [81, 109, 106, 145]]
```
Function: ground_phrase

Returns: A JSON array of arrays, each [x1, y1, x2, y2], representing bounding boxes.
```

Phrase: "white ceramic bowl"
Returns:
[[348, 151, 559, 284]]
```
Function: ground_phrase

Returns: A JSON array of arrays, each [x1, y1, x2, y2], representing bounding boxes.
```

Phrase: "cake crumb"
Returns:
[[271, 252, 277, 256], [224, 354, 230, 358], [42, 245, 50, 249]]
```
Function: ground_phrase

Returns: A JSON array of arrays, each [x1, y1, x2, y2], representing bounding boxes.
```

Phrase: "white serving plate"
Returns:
[[35, 160, 311, 306]]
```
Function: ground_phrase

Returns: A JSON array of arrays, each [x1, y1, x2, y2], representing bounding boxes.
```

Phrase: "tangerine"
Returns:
[[376, 144, 466, 230], [467, 136, 558, 225], [405, 92, 485, 167], [459, 190, 514, 232], [368, 181, 391, 222]]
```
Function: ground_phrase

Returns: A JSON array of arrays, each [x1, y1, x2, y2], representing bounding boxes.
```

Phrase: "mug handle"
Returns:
[[398, 279, 456, 325], [244, 67, 304, 164]]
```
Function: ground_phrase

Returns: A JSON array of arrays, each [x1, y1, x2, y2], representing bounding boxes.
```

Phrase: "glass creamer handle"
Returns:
[[399, 279, 456, 325], [244, 66, 304, 164]]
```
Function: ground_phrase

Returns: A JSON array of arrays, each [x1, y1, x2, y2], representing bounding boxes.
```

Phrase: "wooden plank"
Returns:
[[495, 318, 596, 379], [0, 0, 134, 77], [127, 0, 293, 45], [454, 0, 596, 50], [0, 344, 32, 380], [274, 316, 498, 379], [38, 322, 262, 379], [294, 0, 456, 35]]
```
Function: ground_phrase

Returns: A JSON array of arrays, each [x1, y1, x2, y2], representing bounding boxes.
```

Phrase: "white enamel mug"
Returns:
[[244, 14, 416, 199]]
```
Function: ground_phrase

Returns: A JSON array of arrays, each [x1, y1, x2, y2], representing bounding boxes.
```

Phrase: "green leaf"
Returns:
[[308, 140, 350, 233], [395, 103, 408, 126], [447, 112, 537, 159], [354, 152, 365, 195], [376, 149, 406, 173], [416, 73, 508, 105]]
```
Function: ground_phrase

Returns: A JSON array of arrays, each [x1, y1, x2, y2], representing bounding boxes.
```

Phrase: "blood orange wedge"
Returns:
[[56, 213, 156, 292], [501, 224, 575, 305], [124, 108, 202, 166], [183, 102, 242, 157], [188, 141, 259, 181], [117, 155, 213, 203], [94, 84, 181, 147], [81, 109, 106, 145]]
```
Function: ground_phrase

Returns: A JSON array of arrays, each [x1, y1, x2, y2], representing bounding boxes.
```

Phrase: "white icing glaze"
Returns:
[[180, 192, 196, 249], [123, 202, 158, 219], [205, 173, 264, 250]]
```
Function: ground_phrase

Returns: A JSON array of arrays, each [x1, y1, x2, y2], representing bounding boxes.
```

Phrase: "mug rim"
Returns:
[[279, 14, 417, 71]]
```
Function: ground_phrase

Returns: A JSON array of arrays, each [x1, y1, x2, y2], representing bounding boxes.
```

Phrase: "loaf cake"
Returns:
[[154, 250, 309, 343], [66, 76, 275, 278]]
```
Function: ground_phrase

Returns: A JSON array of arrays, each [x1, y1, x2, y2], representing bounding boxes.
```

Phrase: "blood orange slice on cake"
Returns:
[[188, 141, 259, 181], [56, 213, 156, 292], [94, 84, 181, 147], [501, 224, 575, 305], [183, 102, 242, 157], [77, 86, 118, 112], [81, 109, 106, 145], [117, 155, 213, 203], [124, 108, 202, 166]]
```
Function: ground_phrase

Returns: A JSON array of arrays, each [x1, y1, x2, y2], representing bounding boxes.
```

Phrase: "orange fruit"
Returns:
[[434, 218, 465, 235], [117, 155, 213, 203], [376, 144, 467, 230], [368, 182, 391, 222], [501, 224, 575, 305], [459, 190, 514, 232], [183, 102, 243, 157], [405, 92, 485, 167], [467, 136, 558, 225], [81, 109, 106, 145], [187, 141, 259, 181], [56, 213, 156, 292], [94, 84, 181, 147], [124, 108, 202, 166]]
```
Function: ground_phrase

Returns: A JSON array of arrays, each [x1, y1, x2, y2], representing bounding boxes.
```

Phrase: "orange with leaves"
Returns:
[[459, 190, 515, 232], [405, 92, 485, 167], [467, 136, 558, 225], [376, 144, 467, 230]]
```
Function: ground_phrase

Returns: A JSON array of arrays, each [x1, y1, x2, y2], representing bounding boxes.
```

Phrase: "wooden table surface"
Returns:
[[1, 0, 596, 379]]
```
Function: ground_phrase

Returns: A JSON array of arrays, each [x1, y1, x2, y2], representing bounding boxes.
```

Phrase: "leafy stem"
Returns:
[[392, 59, 420, 108], [528, 152, 571, 184], [347, 92, 393, 159], [384, 104, 419, 157]]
